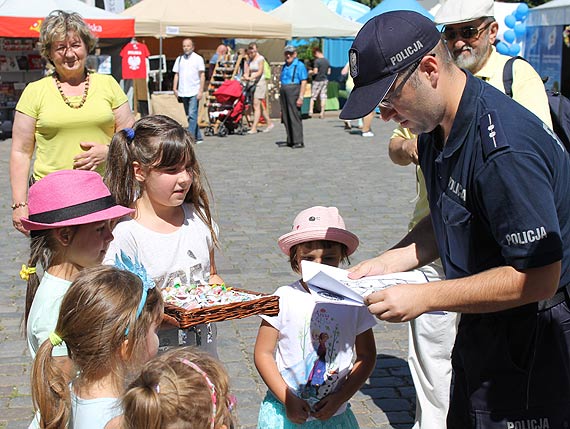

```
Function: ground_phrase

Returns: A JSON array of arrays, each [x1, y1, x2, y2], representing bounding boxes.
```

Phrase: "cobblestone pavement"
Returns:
[[0, 113, 419, 428]]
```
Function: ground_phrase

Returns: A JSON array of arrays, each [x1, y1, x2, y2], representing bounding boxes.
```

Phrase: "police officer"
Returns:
[[341, 11, 570, 429], [387, 2, 552, 427]]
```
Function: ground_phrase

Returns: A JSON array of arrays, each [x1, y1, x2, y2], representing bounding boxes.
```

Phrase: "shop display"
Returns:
[[0, 37, 44, 125]]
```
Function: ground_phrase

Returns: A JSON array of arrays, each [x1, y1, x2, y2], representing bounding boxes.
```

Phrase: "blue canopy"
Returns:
[[323, 0, 370, 21], [357, 0, 433, 24], [256, 0, 282, 12]]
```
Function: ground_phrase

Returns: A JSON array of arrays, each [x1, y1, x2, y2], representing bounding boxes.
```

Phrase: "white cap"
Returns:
[[435, 0, 494, 25]]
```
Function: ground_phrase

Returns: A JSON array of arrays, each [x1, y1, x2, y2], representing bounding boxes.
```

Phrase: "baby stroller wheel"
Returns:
[[236, 123, 246, 135], [204, 126, 214, 137], [218, 124, 229, 137]]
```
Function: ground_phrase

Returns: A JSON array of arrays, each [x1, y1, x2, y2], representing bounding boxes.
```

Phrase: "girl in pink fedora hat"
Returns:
[[254, 206, 377, 428], [21, 169, 134, 363]]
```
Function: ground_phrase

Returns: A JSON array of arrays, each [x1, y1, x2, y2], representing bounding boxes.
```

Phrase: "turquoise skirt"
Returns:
[[257, 391, 359, 429]]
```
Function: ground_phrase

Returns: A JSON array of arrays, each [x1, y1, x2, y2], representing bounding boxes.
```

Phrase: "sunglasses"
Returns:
[[442, 21, 493, 41]]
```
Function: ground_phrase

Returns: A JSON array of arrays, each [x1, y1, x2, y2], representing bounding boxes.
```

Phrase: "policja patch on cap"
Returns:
[[339, 10, 441, 120]]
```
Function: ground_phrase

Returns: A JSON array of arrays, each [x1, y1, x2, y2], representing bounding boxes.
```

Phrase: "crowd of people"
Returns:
[[8, 0, 570, 428]]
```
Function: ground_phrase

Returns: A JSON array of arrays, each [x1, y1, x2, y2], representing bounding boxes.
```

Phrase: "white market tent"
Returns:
[[269, 0, 362, 38], [527, 0, 570, 26], [121, 0, 292, 39], [0, 0, 134, 38]]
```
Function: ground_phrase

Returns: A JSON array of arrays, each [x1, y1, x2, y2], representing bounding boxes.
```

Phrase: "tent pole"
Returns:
[[159, 35, 163, 91]]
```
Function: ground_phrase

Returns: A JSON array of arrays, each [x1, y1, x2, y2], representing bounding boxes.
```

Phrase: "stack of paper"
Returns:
[[301, 260, 430, 306]]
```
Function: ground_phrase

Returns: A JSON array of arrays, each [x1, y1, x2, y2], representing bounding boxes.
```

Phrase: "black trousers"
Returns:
[[447, 301, 570, 428], [279, 84, 303, 146]]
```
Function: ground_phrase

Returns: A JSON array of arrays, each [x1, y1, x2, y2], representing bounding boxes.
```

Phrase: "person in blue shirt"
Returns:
[[279, 45, 308, 149], [341, 11, 570, 429]]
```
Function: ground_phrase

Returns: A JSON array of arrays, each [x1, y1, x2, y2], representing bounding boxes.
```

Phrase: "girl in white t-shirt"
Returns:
[[104, 115, 223, 356], [31, 264, 164, 429], [254, 206, 377, 428]]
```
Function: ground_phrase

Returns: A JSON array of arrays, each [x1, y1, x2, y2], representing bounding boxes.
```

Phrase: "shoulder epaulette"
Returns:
[[479, 110, 509, 159]]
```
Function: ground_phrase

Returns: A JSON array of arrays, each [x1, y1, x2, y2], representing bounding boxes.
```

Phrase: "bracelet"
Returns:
[[11, 202, 28, 210]]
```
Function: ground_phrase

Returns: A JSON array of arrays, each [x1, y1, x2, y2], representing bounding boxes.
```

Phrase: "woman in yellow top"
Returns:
[[10, 10, 134, 234]]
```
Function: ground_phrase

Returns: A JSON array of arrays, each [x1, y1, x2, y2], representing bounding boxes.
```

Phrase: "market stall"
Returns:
[[526, 0, 570, 95]]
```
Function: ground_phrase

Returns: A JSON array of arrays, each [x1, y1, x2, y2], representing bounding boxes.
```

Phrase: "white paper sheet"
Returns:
[[301, 260, 431, 306]]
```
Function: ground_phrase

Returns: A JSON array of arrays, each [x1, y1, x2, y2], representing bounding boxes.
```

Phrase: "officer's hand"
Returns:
[[365, 283, 427, 322], [348, 255, 393, 279]]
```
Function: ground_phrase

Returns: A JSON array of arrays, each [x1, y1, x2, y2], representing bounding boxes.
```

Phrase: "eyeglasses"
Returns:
[[379, 59, 422, 109], [442, 21, 493, 41]]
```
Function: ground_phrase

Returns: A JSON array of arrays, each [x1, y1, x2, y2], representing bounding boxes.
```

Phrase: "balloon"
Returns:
[[515, 3, 529, 21], [496, 41, 510, 55], [508, 43, 521, 56], [505, 14, 517, 29], [504, 29, 516, 44], [514, 22, 526, 38]]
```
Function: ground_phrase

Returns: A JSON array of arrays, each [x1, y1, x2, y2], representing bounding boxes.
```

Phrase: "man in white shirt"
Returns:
[[173, 38, 205, 143]]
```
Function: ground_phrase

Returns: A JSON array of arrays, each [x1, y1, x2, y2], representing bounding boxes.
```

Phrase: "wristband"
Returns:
[[11, 202, 28, 210]]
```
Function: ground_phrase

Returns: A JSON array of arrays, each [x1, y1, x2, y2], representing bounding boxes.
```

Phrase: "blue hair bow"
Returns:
[[123, 127, 135, 141], [114, 250, 156, 335]]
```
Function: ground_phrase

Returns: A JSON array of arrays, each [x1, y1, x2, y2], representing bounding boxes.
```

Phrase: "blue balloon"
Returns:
[[515, 3, 529, 21], [496, 41, 510, 55], [504, 29, 516, 43], [505, 14, 517, 29], [508, 43, 521, 56], [514, 22, 526, 38]]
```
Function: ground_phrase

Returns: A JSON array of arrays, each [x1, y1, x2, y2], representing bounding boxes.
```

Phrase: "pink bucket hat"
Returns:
[[278, 206, 359, 256], [21, 170, 134, 231]]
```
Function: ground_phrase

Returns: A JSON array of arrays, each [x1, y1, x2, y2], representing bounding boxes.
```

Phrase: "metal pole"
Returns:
[[159, 32, 163, 91]]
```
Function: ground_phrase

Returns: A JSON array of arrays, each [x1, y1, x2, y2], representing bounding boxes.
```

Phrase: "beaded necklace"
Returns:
[[54, 70, 90, 109]]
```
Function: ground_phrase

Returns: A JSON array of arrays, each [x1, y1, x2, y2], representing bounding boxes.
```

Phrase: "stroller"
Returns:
[[204, 80, 253, 137]]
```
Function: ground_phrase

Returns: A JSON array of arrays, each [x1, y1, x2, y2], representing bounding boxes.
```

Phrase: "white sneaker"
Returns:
[[362, 131, 374, 137], [196, 140, 204, 144]]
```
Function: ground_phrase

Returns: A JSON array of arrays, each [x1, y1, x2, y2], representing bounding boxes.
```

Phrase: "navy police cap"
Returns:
[[340, 11, 441, 120]]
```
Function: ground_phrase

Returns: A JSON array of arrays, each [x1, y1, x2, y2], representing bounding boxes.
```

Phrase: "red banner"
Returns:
[[0, 16, 134, 38]]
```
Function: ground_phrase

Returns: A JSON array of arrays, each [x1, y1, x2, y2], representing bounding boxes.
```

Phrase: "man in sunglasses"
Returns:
[[384, 2, 552, 428], [436, 0, 550, 125], [341, 10, 570, 429]]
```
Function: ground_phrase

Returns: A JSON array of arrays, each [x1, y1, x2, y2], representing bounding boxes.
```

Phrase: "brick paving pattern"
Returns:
[[0, 114, 418, 428]]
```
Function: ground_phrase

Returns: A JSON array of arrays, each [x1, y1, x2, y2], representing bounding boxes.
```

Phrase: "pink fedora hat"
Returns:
[[278, 206, 359, 256], [21, 170, 134, 231]]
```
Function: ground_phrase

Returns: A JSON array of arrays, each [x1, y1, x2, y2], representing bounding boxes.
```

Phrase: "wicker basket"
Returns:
[[163, 287, 279, 329]]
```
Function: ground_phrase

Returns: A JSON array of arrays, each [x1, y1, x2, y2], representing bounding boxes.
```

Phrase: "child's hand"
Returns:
[[208, 274, 224, 285], [312, 392, 343, 421], [284, 393, 311, 424]]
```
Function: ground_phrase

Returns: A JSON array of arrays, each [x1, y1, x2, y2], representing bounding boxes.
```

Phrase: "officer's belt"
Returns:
[[538, 283, 570, 311]]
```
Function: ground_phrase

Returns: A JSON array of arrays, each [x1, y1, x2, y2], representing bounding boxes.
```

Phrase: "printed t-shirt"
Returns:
[[120, 41, 150, 79], [260, 281, 376, 418]]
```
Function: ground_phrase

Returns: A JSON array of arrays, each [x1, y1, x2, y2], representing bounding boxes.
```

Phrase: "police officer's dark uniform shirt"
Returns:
[[418, 72, 570, 428], [419, 72, 570, 286]]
